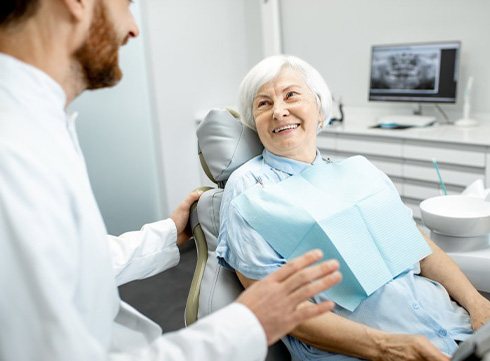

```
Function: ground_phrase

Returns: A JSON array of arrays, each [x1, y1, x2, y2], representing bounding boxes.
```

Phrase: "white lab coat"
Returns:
[[0, 53, 267, 361]]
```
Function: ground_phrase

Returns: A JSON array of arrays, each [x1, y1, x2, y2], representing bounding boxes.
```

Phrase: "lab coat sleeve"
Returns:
[[112, 303, 268, 361], [107, 219, 180, 286]]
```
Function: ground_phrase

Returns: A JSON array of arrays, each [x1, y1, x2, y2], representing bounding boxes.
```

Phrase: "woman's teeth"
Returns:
[[273, 124, 299, 133]]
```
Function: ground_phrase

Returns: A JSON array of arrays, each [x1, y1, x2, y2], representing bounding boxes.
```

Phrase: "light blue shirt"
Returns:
[[216, 149, 472, 360]]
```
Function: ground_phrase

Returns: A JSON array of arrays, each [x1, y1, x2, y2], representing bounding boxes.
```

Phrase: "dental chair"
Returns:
[[185, 108, 291, 360]]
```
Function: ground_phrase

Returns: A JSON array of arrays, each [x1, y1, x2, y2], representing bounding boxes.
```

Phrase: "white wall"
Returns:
[[147, 0, 490, 212], [142, 0, 263, 211], [71, 3, 163, 235], [280, 0, 490, 123], [69, 1, 264, 232], [68, 1, 490, 231]]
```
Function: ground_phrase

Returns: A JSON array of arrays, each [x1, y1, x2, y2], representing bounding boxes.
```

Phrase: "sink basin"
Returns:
[[420, 195, 490, 237], [420, 195, 490, 287]]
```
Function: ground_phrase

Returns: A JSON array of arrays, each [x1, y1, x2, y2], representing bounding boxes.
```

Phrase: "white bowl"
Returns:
[[420, 195, 490, 237]]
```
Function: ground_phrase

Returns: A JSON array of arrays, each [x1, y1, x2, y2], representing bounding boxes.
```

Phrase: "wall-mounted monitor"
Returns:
[[369, 41, 460, 103]]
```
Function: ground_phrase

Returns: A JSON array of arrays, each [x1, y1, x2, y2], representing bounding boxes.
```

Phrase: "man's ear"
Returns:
[[62, 0, 92, 22]]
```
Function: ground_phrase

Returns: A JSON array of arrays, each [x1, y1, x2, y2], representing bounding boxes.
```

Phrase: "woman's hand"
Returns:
[[468, 296, 490, 331], [372, 333, 450, 361]]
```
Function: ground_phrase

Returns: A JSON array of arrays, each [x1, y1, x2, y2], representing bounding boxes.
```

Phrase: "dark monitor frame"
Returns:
[[368, 40, 461, 104]]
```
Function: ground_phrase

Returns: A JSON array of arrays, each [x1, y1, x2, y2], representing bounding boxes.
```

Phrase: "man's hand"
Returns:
[[170, 190, 203, 247], [236, 250, 341, 345], [371, 333, 450, 361]]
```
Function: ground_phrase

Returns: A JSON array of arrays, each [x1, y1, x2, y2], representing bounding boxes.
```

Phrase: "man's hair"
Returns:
[[0, 0, 40, 27]]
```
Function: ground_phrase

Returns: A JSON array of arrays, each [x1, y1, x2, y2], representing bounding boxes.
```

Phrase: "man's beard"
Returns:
[[74, 3, 123, 90]]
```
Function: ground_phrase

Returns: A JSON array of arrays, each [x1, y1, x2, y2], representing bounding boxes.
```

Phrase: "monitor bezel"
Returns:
[[368, 40, 461, 104]]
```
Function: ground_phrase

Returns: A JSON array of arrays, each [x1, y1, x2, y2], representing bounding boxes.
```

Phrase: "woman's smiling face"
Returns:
[[252, 67, 322, 163]]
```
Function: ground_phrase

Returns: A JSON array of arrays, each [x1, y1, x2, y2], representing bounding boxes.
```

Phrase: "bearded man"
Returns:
[[0, 1, 341, 360]]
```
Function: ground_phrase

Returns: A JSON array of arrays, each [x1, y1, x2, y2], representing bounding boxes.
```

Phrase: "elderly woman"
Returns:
[[215, 55, 490, 361]]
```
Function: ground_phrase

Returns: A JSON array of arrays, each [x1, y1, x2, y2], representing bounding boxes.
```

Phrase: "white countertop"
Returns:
[[321, 123, 490, 147]]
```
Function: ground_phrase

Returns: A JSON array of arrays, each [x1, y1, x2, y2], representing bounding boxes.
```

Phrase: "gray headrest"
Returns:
[[196, 109, 263, 184]]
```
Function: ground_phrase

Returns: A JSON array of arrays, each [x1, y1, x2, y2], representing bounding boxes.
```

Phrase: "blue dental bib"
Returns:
[[232, 156, 431, 311]]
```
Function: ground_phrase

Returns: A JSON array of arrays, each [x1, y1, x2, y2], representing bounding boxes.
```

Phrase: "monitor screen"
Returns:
[[369, 41, 460, 103]]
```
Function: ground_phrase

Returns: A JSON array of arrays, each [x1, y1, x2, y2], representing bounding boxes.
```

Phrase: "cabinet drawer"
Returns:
[[404, 201, 422, 220], [391, 179, 404, 195], [371, 159, 403, 177], [336, 137, 402, 157], [319, 152, 403, 178], [404, 183, 460, 200], [317, 134, 337, 152], [403, 164, 483, 187], [403, 143, 485, 167]]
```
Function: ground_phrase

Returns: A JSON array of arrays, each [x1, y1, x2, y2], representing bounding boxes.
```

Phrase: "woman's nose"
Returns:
[[273, 101, 289, 120]]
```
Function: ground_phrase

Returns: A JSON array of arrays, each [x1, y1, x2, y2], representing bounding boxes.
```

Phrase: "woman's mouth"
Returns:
[[272, 124, 300, 133]]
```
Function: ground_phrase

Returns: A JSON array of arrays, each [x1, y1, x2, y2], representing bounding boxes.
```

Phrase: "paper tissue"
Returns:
[[461, 179, 490, 202]]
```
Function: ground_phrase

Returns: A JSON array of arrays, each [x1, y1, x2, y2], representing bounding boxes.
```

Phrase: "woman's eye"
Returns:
[[257, 100, 268, 108], [285, 91, 297, 99]]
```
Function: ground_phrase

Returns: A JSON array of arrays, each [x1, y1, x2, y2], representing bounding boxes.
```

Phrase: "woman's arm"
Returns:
[[237, 272, 449, 361], [418, 229, 490, 330]]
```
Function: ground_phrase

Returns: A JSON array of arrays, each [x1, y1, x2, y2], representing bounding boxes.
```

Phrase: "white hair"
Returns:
[[238, 55, 332, 132]]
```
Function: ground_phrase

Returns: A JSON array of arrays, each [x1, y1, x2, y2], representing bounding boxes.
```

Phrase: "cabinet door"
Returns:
[[391, 179, 404, 195], [317, 133, 337, 152], [403, 163, 484, 187], [370, 158, 403, 178], [403, 200, 422, 220], [404, 183, 461, 200], [326, 151, 403, 178], [337, 135, 402, 157], [404, 142, 486, 167]]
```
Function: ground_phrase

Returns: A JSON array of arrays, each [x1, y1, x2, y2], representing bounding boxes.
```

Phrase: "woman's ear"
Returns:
[[317, 108, 325, 129], [314, 94, 324, 127]]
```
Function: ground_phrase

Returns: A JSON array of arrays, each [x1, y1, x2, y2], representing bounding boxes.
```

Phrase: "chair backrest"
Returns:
[[185, 108, 262, 324], [186, 109, 290, 360]]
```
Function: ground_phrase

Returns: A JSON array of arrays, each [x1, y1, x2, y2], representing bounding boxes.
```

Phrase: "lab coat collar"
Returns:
[[0, 52, 67, 119], [263, 148, 323, 176]]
